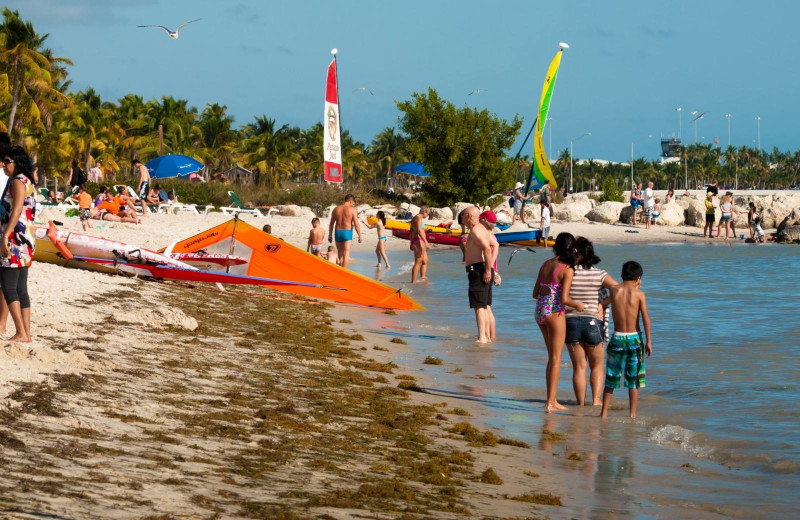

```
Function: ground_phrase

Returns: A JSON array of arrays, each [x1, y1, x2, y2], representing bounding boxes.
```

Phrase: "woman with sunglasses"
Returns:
[[0, 146, 37, 342]]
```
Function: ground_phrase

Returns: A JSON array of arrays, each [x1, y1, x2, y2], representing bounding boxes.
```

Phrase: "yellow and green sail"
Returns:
[[528, 49, 563, 190]]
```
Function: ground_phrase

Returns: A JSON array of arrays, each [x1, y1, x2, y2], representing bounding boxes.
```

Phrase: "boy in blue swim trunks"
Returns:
[[600, 260, 653, 418]]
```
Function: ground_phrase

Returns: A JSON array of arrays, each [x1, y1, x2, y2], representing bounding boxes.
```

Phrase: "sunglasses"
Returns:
[[1, 158, 13, 165]]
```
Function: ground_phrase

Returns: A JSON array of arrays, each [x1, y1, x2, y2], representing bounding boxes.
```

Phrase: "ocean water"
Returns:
[[347, 242, 800, 519]]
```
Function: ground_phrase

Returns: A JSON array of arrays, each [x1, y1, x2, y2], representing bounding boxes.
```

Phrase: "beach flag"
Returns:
[[324, 57, 343, 183]]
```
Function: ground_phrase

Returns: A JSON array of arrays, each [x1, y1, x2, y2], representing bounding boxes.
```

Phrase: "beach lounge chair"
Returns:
[[219, 191, 265, 217], [36, 187, 78, 214]]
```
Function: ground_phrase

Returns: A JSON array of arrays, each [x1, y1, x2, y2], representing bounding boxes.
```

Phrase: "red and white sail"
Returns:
[[323, 57, 343, 183]]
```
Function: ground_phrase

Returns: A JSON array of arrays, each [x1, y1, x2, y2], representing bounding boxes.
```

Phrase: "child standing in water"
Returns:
[[533, 232, 585, 412], [600, 261, 653, 419], [365, 211, 390, 269]]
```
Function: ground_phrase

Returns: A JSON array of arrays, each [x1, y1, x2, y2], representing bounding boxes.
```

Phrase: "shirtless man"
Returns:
[[132, 159, 150, 215], [328, 194, 362, 268], [409, 205, 430, 283], [479, 211, 499, 341], [600, 261, 653, 418], [463, 207, 495, 343], [307, 217, 326, 257]]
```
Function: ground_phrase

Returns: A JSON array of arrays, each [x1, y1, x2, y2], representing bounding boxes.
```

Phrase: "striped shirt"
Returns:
[[565, 266, 607, 318]]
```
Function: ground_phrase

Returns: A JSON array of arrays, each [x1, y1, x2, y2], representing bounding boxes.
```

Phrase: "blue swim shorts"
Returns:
[[605, 332, 646, 389], [334, 229, 353, 243]]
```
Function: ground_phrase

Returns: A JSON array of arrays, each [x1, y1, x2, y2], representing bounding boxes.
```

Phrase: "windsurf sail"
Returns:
[[323, 55, 343, 183], [166, 219, 425, 311], [526, 47, 564, 192]]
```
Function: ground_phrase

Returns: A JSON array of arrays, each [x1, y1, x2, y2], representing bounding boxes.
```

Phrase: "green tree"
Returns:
[[369, 127, 406, 188], [396, 88, 521, 206]]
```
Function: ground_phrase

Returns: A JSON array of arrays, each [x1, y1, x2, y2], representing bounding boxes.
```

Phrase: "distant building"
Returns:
[[224, 166, 256, 184], [660, 138, 681, 165]]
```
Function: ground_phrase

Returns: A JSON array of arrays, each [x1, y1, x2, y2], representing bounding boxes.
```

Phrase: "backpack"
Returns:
[[508, 196, 515, 208]]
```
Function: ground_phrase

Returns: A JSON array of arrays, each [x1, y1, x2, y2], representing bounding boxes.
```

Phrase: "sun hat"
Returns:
[[514, 182, 524, 189], [479, 210, 497, 224]]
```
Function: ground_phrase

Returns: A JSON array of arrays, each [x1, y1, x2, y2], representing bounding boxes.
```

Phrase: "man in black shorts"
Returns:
[[462, 206, 494, 343]]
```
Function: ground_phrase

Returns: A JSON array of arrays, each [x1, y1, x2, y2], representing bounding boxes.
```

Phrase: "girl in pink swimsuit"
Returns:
[[532, 232, 584, 412]]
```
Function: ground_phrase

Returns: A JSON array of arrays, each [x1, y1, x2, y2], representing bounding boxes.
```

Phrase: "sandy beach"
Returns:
[[0, 209, 788, 518]]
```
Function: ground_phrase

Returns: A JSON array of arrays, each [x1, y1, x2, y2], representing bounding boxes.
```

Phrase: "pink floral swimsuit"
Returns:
[[534, 262, 567, 325]]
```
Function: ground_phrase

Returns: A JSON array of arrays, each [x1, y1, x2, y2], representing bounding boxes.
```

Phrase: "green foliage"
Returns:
[[599, 176, 624, 202], [397, 88, 522, 206]]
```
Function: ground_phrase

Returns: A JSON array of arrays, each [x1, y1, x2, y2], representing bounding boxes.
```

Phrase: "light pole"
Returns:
[[724, 114, 732, 147], [676, 107, 682, 140], [755, 116, 761, 150], [547, 117, 553, 158], [569, 132, 590, 193], [631, 135, 652, 188], [691, 111, 704, 144]]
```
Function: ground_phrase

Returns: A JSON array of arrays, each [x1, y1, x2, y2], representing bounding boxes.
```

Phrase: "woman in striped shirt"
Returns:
[[565, 237, 618, 406]]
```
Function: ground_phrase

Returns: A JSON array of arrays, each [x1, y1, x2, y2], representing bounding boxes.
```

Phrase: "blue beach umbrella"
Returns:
[[394, 162, 431, 177], [145, 154, 204, 179]]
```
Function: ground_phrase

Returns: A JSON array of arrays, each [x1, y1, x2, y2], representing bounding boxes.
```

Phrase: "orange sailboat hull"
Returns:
[[166, 219, 424, 311]]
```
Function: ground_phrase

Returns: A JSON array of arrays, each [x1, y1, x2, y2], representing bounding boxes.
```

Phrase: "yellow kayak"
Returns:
[[511, 237, 555, 247], [366, 216, 464, 235]]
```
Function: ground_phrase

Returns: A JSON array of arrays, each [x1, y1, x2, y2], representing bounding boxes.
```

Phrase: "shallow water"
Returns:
[[347, 241, 800, 518]]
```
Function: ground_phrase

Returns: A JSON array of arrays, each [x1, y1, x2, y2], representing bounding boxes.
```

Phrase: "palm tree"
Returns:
[[193, 103, 237, 179], [240, 115, 291, 188], [369, 127, 406, 188], [0, 9, 71, 137]]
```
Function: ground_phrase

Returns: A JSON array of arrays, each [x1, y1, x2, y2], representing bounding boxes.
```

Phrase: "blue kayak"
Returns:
[[495, 229, 542, 244]]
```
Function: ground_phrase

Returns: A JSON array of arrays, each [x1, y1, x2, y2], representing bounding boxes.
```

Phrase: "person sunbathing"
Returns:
[[93, 191, 140, 223], [48, 190, 63, 204]]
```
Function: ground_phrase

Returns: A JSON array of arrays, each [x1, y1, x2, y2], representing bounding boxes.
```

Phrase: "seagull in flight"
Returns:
[[693, 111, 706, 121], [354, 87, 374, 96], [468, 89, 488, 96], [137, 19, 201, 39]]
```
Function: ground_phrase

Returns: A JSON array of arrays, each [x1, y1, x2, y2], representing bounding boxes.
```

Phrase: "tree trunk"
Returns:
[[7, 58, 20, 134], [85, 142, 93, 172]]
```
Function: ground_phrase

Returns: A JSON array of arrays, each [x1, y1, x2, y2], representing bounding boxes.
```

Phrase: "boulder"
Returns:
[[619, 205, 635, 224], [274, 204, 316, 219], [321, 204, 337, 218], [553, 194, 593, 222], [686, 199, 718, 228], [428, 206, 454, 221], [451, 202, 476, 220], [657, 201, 685, 226], [523, 204, 541, 222], [491, 196, 514, 214], [586, 202, 626, 224], [355, 204, 372, 215], [777, 225, 800, 243], [777, 208, 800, 233], [673, 197, 692, 210]]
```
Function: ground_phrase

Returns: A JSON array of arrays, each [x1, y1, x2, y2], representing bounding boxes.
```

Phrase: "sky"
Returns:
[[7, 0, 800, 162]]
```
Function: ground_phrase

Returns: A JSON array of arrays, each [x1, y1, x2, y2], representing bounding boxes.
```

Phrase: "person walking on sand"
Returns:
[[726, 191, 737, 237], [0, 146, 37, 342], [539, 200, 551, 248], [511, 182, 530, 225], [565, 237, 618, 406], [463, 207, 495, 343], [365, 210, 390, 269], [132, 159, 150, 215], [409, 205, 430, 283], [328, 194, 362, 268], [533, 232, 585, 412], [600, 261, 652, 418], [307, 217, 326, 257], [77, 184, 92, 232]]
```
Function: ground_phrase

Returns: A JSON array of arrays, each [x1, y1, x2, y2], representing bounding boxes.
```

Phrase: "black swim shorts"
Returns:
[[466, 263, 493, 309], [705, 213, 715, 223]]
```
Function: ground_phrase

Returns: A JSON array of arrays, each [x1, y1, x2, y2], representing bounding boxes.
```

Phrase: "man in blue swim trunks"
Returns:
[[328, 194, 362, 268]]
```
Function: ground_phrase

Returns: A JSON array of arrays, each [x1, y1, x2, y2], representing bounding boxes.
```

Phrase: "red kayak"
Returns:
[[392, 229, 461, 246]]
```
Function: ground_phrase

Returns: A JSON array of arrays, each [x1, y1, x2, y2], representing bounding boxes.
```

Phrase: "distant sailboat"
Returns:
[[526, 43, 567, 193]]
